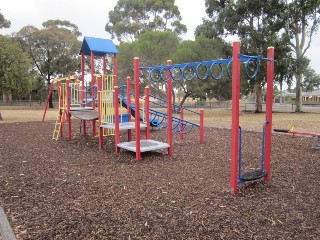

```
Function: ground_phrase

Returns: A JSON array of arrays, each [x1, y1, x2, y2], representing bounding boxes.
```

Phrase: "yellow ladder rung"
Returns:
[[52, 109, 65, 140]]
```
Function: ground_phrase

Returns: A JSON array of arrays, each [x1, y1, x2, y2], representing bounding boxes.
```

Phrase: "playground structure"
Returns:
[[274, 121, 320, 149], [42, 37, 275, 194], [139, 41, 275, 194], [42, 37, 204, 159]]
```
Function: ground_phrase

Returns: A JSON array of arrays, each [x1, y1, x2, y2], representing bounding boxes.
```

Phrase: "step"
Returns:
[[117, 139, 170, 152], [101, 122, 147, 130], [69, 107, 93, 111]]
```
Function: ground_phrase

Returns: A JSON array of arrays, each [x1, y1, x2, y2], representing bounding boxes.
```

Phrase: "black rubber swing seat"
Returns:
[[273, 128, 289, 133], [240, 170, 267, 182]]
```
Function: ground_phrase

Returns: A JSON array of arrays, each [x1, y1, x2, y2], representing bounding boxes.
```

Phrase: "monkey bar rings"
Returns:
[[141, 54, 273, 82]]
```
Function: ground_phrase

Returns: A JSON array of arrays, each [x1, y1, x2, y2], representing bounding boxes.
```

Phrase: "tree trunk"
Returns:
[[172, 89, 176, 105], [0, 112, 3, 121], [2, 93, 7, 103], [280, 81, 283, 105], [295, 73, 303, 112], [255, 82, 262, 113], [179, 92, 192, 108], [29, 93, 32, 108], [48, 78, 54, 108]]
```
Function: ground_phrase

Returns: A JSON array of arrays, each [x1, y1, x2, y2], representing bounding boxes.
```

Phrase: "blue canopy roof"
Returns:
[[80, 37, 119, 56]]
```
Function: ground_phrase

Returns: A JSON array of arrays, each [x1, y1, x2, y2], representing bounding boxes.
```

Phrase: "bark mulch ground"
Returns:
[[0, 121, 319, 239]]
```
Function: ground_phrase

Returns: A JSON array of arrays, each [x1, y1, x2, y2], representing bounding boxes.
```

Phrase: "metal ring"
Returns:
[[195, 63, 209, 80], [160, 67, 172, 82], [182, 66, 195, 81], [226, 60, 232, 79], [209, 62, 223, 80], [149, 69, 161, 82], [245, 58, 259, 79], [170, 66, 183, 81]]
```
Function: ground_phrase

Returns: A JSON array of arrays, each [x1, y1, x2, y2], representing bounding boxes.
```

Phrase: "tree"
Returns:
[[117, 31, 181, 98], [196, 0, 288, 112], [303, 67, 320, 91], [171, 36, 231, 106], [0, 11, 11, 120], [105, 0, 187, 42], [283, 0, 320, 112], [16, 20, 82, 108], [0, 35, 34, 102], [0, 10, 11, 29]]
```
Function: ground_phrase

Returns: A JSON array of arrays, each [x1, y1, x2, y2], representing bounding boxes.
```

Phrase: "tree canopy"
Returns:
[[196, 0, 293, 112], [16, 20, 82, 107], [105, 0, 187, 42], [0, 10, 11, 29], [117, 31, 181, 98], [171, 36, 231, 105], [197, 0, 320, 112], [282, 0, 320, 111], [117, 31, 232, 105], [0, 35, 34, 100]]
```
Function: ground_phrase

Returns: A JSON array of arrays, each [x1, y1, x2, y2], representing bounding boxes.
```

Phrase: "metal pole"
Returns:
[[98, 76, 103, 149], [134, 58, 141, 160], [66, 76, 72, 141], [200, 109, 204, 143], [264, 47, 274, 181], [145, 87, 150, 140], [167, 60, 173, 156], [126, 76, 132, 142], [180, 108, 184, 140], [230, 40, 241, 195], [114, 86, 120, 153]]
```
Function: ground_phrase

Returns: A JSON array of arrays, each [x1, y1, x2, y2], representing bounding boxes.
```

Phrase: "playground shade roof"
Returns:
[[80, 37, 119, 56]]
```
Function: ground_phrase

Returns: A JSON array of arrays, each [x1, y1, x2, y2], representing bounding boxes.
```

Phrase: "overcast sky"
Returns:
[[0, 0, 319, 73]]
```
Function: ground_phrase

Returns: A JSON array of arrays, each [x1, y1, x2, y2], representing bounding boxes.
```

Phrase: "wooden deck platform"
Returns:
[[70, 110, 98, 121]]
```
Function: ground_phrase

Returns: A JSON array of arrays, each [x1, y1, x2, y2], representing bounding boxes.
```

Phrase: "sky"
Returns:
[[0, 0, 319, 74]]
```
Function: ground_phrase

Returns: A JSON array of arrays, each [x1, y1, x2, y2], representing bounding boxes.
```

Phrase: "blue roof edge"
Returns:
[[80, 36, 119, 56]]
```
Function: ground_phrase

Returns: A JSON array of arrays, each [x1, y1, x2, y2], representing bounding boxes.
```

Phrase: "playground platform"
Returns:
[[117, 139, 170, 153], [70, 109, 98, 121], [101, 122, 147, 130]]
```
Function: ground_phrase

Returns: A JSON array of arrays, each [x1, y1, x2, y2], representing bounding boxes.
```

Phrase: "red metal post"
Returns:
[[264, 47, 274, 182], [114, 86, 121, 153], [58, 81, 64, 138], [127, 76, 132, 141], [90, 52, 96, 137], [113, 54, 118, 86], [134, 58, 141, 160], [91, 52, 95, 110], [180, 108, 184, 140], [80, 53, 87, 135], [167, 60, 173, 156], [81, 52, 85, 105], [66, 76, 72, 141], [97, 76, 103, 149], [57, 81, 62, 109], [145, 87, 150, 140], [230, 40, 241, 195], [200, 109, 204, 143], [41, 81, 54, 124]]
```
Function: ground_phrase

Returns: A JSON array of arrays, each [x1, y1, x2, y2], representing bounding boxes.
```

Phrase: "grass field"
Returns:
[[0, 106, 319, 134]]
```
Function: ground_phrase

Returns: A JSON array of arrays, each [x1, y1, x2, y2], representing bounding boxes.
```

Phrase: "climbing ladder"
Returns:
[[52, 109, 66, 140]]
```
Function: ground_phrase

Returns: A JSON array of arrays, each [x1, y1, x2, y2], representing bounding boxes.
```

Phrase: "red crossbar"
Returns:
[[291, 131, 320, 137]]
